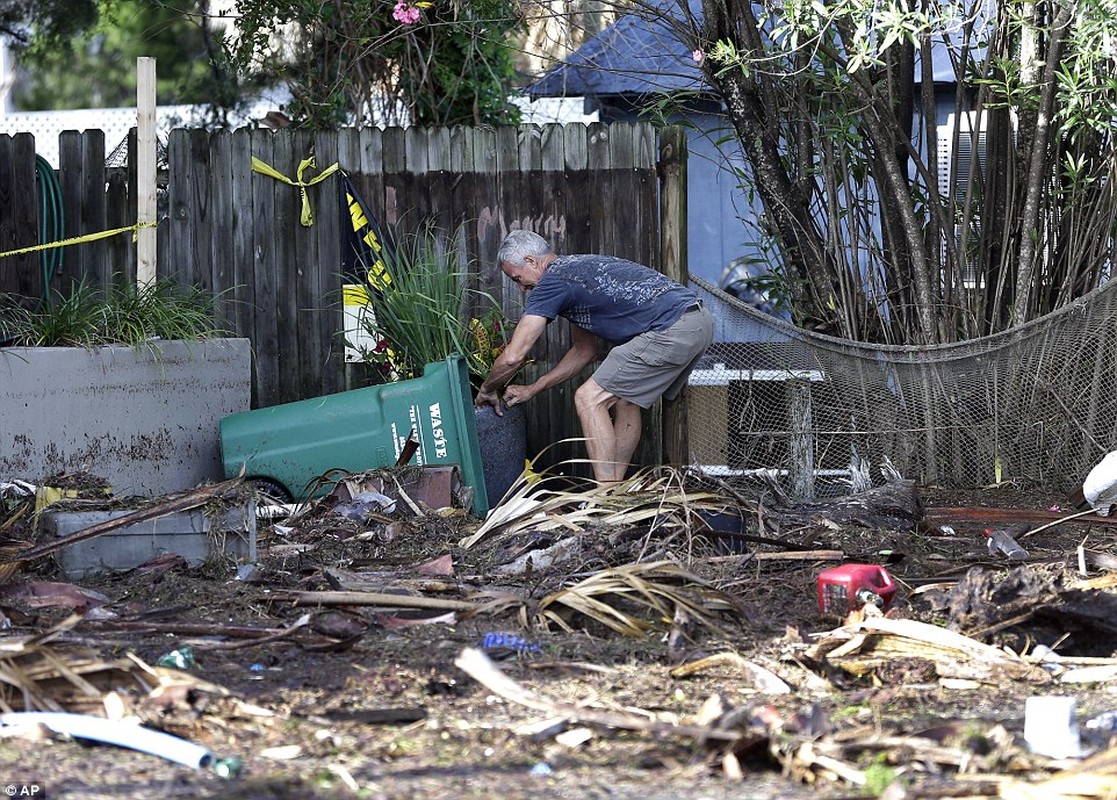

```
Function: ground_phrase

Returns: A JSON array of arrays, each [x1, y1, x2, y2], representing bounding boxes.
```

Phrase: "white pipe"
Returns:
[[1, 712, 213, 769]]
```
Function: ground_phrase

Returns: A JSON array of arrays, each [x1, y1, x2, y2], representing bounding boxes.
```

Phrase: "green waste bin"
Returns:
[[219, 355, 488, 517]]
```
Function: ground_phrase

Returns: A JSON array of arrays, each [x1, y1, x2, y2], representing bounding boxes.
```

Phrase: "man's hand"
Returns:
[[474, 386, 503, 415], [503, 384, 535, 408]]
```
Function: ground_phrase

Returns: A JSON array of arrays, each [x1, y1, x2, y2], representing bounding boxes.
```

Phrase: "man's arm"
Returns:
[[475, 314, 549, 406], [520, 323, 598, 395]]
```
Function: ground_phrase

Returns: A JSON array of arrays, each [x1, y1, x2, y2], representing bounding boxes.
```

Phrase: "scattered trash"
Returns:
[[10, 457, 1117, 797], [333, 490, 397, 521], [3, 581, 109, 612], [805, 616, 1048, 683], [986, 527, 1029, 560], [669, 652, 791, 694], [554, 727, 594, 748], [1030, 644, 1065, 673], [0, 480, 36, 498], [260, 744, 303, 760], [1079, 450, 1117, 516], [482, 632, 541, 655], [320, 707, 427, 725], [816, 564, 897, 616], [132, 553, 190, 576], [0, 711, 220, 770], [212, 756, 244, 778], [415, 553, 455, 577], [1024, 696, 1084, 758], [374, 610, 459, 628], [157, 646, 196, 670]]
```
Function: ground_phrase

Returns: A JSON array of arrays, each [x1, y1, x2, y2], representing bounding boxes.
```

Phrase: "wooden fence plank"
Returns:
[[0, 134, 38, 297], [309, 129, 343, 397], [209, 129, 236, 330], [166, 128, 197, 286], [269, 130, 301, 403], [382, 127, 406, 229], [634, 122, 660, 267], [250, 129, 280, 407], [104, 166, 132, 284], [11, 122, 666, 472], [56, 132, 84, 287], [427, 126, 454, 236], [292, 129, 319, 400], [104, 128, 135, 283], [80, 131, 109, 287], [586, 122, 612, 257], [229, 129, 256, 352]]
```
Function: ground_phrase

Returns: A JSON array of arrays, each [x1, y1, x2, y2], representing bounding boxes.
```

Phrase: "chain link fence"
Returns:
[[687, 277, 1117, 497]]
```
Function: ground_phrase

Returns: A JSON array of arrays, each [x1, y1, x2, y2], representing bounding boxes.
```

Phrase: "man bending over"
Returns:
[[474, 230, 713, 483]]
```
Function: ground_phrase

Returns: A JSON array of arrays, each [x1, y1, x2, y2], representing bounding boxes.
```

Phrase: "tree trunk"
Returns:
[[702, 0, 839, 332], [1011, 2, 1073, 326]]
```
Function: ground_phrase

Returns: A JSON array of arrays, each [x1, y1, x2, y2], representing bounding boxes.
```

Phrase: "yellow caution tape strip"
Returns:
[[0, 221, 158, 260], [251, 156, 339, 227], [3, 152, 339, 259]]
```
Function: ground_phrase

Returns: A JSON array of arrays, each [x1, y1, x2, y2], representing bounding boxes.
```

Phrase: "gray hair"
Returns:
[[497, 230, 554, 267]]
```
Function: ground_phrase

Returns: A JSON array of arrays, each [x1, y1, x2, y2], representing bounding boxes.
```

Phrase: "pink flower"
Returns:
[[692, 49, 704, 64], [393, 1, 422, 24]]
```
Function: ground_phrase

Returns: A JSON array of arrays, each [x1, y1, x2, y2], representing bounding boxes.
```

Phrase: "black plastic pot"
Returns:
[[474, 403, 527, 510]]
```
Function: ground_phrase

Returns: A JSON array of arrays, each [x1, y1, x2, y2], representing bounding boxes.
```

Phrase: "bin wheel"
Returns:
[[248, 478, 292, 503]]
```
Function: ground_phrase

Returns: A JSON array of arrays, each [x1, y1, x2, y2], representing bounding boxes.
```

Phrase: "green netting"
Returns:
[[686, 276, 1117, 496]]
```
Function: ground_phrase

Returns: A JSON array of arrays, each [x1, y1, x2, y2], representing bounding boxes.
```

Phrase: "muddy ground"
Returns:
[[0, 471, 1115, 800]]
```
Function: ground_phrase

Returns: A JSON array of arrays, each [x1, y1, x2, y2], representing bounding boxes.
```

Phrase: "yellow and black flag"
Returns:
[[341, 172, 394, 290], [340, 173, 395, 362]]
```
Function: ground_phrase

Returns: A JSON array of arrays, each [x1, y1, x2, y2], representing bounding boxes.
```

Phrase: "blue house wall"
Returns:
[[526, 2, 966, 311]]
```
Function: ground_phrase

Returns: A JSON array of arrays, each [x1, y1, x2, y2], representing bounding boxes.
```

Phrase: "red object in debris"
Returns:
[[816, 564, 897, 616]]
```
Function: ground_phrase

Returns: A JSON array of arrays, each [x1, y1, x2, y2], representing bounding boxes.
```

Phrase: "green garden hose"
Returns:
[[35, 154, 64, 304]]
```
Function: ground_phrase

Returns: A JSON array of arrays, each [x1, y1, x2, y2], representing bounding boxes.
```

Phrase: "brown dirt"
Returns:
[[0, 478, 1113, 799]]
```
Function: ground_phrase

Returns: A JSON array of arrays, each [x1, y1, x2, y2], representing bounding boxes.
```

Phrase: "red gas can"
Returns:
[[816, 563, 897, 616]]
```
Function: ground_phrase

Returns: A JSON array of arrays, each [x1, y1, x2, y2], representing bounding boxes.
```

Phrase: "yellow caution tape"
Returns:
[[251, 156, 340, 227], [342, 283, 371, 305], [0, 220, 158, 260]]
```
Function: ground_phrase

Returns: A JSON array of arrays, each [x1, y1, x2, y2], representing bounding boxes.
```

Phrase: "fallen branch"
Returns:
[[7, 477, 246, 573], [925, 506, 1117, 529], [668, 652, 791, 694], [704, 550, 844, 564], [1019, 508, 1102, 539], [82, 620, 294, 640], [811, 616, 1052, 684], [454, 646, 741, 744], [284, 590, 479, 612], [190, 614, 311, 652]]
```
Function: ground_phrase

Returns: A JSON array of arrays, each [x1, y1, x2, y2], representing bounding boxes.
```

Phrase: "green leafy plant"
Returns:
[[349, 224, 507, 386], [230, 0, 524, 128], [0, 277, 225, 348]]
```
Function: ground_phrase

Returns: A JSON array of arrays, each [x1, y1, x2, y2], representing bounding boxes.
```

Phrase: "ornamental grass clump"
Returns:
[[0, 277, 225, 348], [351, 224, 508, 386]]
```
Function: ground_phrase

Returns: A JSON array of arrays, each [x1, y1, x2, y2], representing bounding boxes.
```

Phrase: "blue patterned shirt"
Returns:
[[523, 255, 697, 344]]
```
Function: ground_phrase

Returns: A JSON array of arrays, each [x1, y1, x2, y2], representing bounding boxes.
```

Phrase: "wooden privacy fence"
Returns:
[[0, 122, 687, 472]]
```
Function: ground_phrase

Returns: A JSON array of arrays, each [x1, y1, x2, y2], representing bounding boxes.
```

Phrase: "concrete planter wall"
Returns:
[[0, 339, 252, 496]]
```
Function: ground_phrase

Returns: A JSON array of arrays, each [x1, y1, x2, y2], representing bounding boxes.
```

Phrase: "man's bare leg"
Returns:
[[575, 378, 640, 483], [611, 399, 641, 478]]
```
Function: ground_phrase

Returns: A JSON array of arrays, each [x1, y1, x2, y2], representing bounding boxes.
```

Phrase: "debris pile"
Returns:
[[0, 461, 1116, 797]]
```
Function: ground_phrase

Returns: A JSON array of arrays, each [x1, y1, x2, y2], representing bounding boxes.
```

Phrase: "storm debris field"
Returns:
[[3, 465, 1117, 799]]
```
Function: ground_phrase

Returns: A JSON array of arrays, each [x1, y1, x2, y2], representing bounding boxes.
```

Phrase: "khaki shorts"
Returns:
[[594, 305, 714, 408]]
